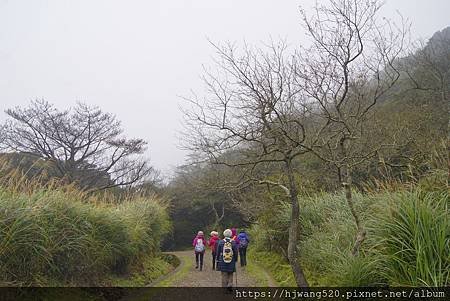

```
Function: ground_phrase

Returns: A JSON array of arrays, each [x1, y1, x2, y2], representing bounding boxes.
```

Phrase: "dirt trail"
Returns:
[[151, 250, 273, 287]]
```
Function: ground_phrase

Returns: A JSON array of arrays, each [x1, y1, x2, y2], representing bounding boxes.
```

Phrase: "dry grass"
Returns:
[[0, 159, 171, 286]]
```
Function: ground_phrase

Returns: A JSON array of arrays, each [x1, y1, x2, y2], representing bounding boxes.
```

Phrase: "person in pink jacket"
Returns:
[[192, 231, 207, 271]]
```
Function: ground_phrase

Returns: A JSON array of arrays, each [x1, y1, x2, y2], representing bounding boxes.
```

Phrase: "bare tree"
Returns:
[[296, 0, 408, 255], [1, 100, 154, 191], [182, 40, 314, 287]]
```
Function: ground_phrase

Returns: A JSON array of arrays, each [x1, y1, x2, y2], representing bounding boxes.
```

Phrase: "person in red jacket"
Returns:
[[208, 231, 219, 270], [192, 231, 206, 271]]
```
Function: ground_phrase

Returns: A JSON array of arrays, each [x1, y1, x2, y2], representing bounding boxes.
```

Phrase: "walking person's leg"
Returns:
[[221, 272, 231, 294], [195, 252, 199, 268], [239, 248, 244, 266], [242, 247, 247, 266], [227, 272, 234, 291], [212, 252, 216, 270], [221, 272, 227, 287], [199, 251, 204, 270]]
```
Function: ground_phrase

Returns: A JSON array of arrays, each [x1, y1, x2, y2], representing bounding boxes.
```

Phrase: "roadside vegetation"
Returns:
[[248, 172, 448, 286], [0, 165, 171, 286]]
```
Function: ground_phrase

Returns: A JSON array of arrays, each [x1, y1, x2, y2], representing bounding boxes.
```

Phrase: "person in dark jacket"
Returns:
[[216, 228, 238, 292], [237, 230, 250, 266]]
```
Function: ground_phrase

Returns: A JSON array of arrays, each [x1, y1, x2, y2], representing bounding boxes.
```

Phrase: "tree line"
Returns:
[[0, 100, 161, 193]]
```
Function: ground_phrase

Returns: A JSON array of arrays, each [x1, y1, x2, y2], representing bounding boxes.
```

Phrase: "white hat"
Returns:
[[223, 229, 232, 238]]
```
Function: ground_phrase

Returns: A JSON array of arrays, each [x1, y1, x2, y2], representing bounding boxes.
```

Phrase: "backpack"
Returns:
[[195, 238, 205, 252], [222, 238, 233, 263], [239, 236, 248, 248]]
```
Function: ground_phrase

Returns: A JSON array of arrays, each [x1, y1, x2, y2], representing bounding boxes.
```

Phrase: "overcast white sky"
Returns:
[[0, 0, 449, 177]]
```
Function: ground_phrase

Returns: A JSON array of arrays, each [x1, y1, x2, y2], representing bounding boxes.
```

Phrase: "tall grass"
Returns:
[[250, 181, 449, 286], [0, 164, 171, 286], [367, 190, 449, 286]]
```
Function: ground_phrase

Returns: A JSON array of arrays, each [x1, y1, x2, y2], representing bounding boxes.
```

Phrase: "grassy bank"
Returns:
[[155, 253, 192, 287], [247, 249, 295, 286], [0, 172, 171, 286], [108, 255, 176, 286]]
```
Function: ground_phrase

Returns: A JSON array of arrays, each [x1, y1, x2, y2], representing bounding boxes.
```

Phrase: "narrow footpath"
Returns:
[[150, 250, 276, 287]]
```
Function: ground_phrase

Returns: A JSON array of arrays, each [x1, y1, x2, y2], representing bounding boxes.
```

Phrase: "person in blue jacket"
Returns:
[[216, 228, 239, 292], [237, 229, 250, 266]]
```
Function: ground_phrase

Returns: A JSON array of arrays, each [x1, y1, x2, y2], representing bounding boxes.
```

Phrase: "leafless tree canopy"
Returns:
[[292, 0, 409, 256], [181, 0, 411, 284], [297, 0, 409, 165], [182, 40, 313, 169], [182, 40, 313, 287], [1, 100, 154, 190]]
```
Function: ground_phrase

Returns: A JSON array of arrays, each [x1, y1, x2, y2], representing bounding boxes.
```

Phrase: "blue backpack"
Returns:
[[239, 234, 249, 248]]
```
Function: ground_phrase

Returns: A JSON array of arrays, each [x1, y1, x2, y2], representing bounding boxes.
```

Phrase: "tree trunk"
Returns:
[[342, 165, 366, 256], [211, 201, 225, 229], [285, 159, 309, 287]]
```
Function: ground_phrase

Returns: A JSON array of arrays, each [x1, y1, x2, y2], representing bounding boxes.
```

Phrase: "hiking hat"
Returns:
[[223, 229, 232, 238], [197, 231, 204, 236], [210, 231, 218, 236]]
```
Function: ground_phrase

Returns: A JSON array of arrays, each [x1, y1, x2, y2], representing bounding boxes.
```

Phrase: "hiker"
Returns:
[[216, 229, 239, 292], [230, 227, 239, 262], [231, 228, 239, 246], [208, 231, 220, 270], [192, 230, 206, 271], [237, 229, 250, 266]]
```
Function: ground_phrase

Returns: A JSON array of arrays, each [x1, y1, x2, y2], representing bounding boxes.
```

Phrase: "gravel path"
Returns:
[[153, 250, 261, 287]]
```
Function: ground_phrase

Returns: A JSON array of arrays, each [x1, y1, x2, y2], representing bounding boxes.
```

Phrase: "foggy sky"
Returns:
[[0, 0, 448, 178]]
